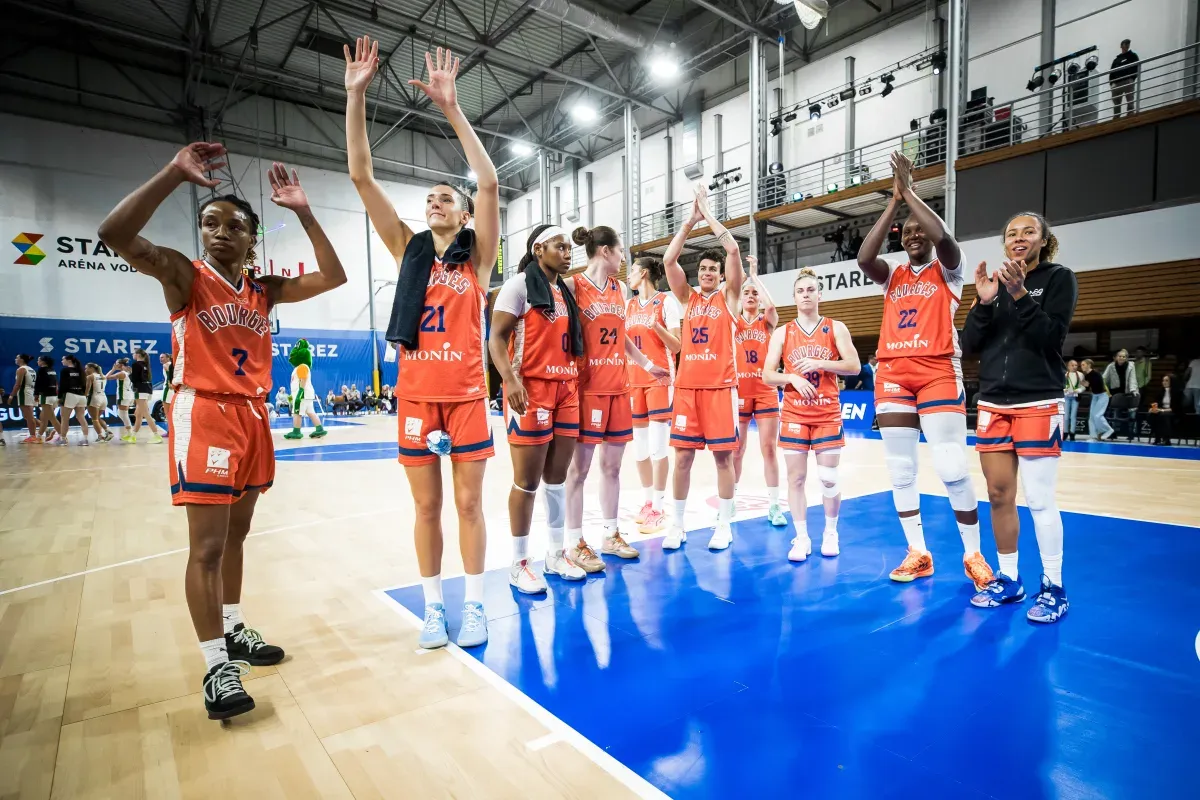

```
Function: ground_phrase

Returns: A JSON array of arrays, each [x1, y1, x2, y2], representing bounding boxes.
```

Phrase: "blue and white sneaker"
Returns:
[[418, 603, 449, 649], [1026, 575, 1069, 623], [456, 602, 488, 648], [767, 503, 787, 527], [970, 573, 1026, 607]]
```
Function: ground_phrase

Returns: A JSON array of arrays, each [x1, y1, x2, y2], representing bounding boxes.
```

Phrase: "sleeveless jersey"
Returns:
[[734, 314, 772, 394], [573, 274, 627, 394], [397, 257, 487, 403], [90, 375, 107, 404], [509, 279, 578, 382], [626, 292, 675, 388], [878, 258, 962, 360], [15, 365, 33, 395], [677, 289, 737, 390], [115, 371, 132, 404], [171, 260, 273, 398], [781, 317, 842, 424]]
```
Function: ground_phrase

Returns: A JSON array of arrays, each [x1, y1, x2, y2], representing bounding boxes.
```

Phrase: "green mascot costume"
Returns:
[[284, 339, 326, 439]]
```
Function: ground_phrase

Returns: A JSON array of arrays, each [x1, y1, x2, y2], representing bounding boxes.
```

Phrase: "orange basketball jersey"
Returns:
[[677, 289, 737, 389], [171, 260, 273, 397], [780, 316, 842, 425], [396, 258, 488, 402], [626, 292, 675, 387], [573, 273, 627, 394], [735, 313, 772, 394], [510, 281, 578, 381], [878, 258, 963, 360]]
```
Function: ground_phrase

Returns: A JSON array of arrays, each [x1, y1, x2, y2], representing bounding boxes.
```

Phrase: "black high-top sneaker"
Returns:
[[203, 661, 254, 720], [225, 623, 285, 666]]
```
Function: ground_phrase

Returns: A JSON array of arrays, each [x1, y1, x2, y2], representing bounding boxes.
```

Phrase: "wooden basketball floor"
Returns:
[[1, 415, 1198, 799]]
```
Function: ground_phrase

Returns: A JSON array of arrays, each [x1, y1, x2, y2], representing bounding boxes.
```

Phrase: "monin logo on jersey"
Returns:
[[403, 342, 465, 362], [884, 334, 931, 351], [196, 303, 271, 336]]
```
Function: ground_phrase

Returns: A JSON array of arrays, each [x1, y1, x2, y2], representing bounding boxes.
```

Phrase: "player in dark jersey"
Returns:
[[99, 147, 347, 720]]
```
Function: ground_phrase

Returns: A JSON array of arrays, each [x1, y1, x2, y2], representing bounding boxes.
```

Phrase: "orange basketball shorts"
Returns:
[[396, 397, 494, 466], [504, 377, 579, 446], [630, 383, 673, 426], [168, 389, 274, 506], [975, 400, 1065, 457], [874, 356, 965, 415], [578, 392, 634, 445], [779, 414, 844, 453], [737, 386, 780, 421], [670, 387, 739, 451]]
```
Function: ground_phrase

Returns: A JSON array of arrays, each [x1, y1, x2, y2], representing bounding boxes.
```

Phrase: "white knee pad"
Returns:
[[881, 426, 920, 511], [817, 465, 840, 498], [931, 442, 969, 486], [632, 425, 650, 462], [649, 420, 670, 461]]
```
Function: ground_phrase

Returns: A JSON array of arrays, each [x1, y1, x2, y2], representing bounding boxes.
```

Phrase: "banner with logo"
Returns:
[[0, 317, 375, 426], [838, 390, 876, 431]]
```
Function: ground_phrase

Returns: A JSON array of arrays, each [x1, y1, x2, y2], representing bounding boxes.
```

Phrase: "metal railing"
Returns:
[[628, 42, 1198, 245]]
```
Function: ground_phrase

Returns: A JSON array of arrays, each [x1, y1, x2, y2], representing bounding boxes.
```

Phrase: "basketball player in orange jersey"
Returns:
[[563, 226, 669, 572], [345, 39, 499, 650], [662, 185, 743, 551], [732, 255, 786, 527], [626, 257, 682, 533], [98, 151, 347, 720], [763, 269, 861, 561], [489, 225, 583, 593], [857, 152, 993, 589]]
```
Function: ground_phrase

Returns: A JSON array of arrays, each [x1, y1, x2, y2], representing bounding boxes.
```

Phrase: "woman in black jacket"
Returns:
[[961, 212, 1078, 624]]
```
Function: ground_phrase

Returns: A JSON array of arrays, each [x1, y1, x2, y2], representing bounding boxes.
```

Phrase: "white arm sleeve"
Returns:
[[493, 274, 530, 317]]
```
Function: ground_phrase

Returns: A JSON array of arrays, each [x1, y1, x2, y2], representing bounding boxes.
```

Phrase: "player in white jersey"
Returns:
[[84, 363, 113, 442], [9, 354, 38, 443], [106, 358, 135, 441]]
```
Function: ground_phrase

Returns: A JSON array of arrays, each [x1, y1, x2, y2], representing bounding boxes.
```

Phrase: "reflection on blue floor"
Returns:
[[268, 416, 361, 430], [385, 492, 1200, 800], [853, 429, 1200, 461]]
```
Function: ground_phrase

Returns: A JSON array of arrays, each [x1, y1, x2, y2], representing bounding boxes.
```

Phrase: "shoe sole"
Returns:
[[971, 594, 1027, 608], [708, 540, 732, 551], [768, 517, 787, 527], [890, 567, 935, 582], [964, 568, 993, 592], [602, 549, 639, 560], [419, 636, 449, 649], [208, 698, 255, 720], [231, 652, 286, 666], [821, 548, 839, 557], [637, 522, 664, 534], [456, 634, 487, 647], [510, 580, 548, 594], [543, 568, 586, 581]]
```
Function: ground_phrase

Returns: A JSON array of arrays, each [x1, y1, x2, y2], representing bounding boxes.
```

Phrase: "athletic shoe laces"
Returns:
[[461, 604, 485, 632], [422, 607, 445, 634], [205, 661, 250, 702], [577, 542, 599, 561], [233, 626, 268, 652]]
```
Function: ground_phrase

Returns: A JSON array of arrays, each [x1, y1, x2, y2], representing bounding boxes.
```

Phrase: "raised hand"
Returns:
[[974, 261, 999, 305], [694, 182, 712, 218], [891, 151, 913, 197], [997, 259, 1027, 298], [687, 195, 704, 226], [169, 142, 226, 189], [746, 254, 759, 278], [267, 163, 309, 211], [344, 36, 380, 94], [409, 47, 459, 110]]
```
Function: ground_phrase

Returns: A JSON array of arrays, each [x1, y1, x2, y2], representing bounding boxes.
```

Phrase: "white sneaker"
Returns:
[[821, 533, 840, 557], [662, 526, 687, 550], [1100, 430, 1115, 441], [788, 536, 813, 562], [509, 559, 548, 594], [708, 523, 733, 551], [543, 549, 586, 581]]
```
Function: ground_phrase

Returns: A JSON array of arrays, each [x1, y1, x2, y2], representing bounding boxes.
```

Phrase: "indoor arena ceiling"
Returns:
[[1, 0, 931, 190]]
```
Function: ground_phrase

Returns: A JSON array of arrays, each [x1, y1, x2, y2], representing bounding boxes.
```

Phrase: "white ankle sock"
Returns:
[[602, 519, 617, 538], [654, 491, 665, 511], [900, 515, 926, 552], [717, 497, 734, 525], [464, 573, 484, 604], [200, 638, 228, 671], [998, 552, 1019, 581], [674, 498, 686, 524], [1041, 552, 1063, 586], [768, 485, 780, 505], [422, 575, 443, 605], [512, 535, 529, 563], [825, 515, 838, 535], [794, 517, 808, 541], [642, 486, 654, 505], [958, 521, 981, 554], [221, 603, 242, 635]]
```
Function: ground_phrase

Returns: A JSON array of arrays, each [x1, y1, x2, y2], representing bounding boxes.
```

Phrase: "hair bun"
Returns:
[[571, 226, 591, 246]]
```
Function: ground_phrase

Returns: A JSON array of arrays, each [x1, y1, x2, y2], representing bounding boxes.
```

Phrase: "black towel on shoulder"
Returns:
[[524, 262, 584, 357], [386, 228, 476, 350]]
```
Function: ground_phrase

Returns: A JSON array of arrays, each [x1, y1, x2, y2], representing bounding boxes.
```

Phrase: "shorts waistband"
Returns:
[[176, 386, 267, 404]]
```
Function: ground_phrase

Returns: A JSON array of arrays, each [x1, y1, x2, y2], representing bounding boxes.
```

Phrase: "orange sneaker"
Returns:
[[889, 547, 935, 582], [637, 508, 666, 534], [963, 552, 995, 591], [634, 501, 653, 525]]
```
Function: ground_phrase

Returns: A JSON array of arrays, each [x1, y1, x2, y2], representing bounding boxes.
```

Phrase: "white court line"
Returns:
[[526, 733, 561, 751], [1, 461, 158, 477], [371, 589, 672, 800], [0, 506, 402, 597]]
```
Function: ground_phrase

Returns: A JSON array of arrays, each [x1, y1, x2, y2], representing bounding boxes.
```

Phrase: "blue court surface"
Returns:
[[384, 492, 1199, 800]]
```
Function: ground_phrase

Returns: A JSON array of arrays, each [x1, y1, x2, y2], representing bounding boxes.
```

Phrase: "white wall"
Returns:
[[0, 113, 441, 331]]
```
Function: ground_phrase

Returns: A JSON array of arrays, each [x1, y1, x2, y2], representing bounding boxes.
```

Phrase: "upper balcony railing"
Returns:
[[630, 42, 1199, 246]]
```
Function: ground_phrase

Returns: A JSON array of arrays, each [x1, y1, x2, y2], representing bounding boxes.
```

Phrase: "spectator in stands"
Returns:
[[1103, 349, 1139, 439], [1149, 374, 1181, 446], [1132, 346, 1154, 391], [326, 388, 335, 409], [1063, 359, 1083, 441], [275, 386, 290, 413], [347, 384, 363, 413], [379, 384, 395, 414], [1183, 355, 1200, 414], [1110, 39, 1139, 119], [1081, 359, 1114, 440], [364, 386, 377, 413]]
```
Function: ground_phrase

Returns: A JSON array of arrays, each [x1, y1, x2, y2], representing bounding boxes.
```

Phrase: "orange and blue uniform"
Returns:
[[394, 256, 493, 466], [778, 316, 845, 452], [168, 260, 274, 505], [626, 291, 677, 426], [735, 313, 779, 421], [975, 400, 1066, 457], [573, 274, 633, 445], [875, 257, 965, 415], [496, 273, 579, 445], [672, 289, 739, 451]]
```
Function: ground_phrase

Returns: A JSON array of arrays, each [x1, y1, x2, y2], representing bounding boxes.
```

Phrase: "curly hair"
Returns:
[[1002, 211, 1059, 262]]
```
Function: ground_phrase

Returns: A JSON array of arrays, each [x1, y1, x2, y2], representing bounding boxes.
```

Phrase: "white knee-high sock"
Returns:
[[543, 482, 566, 548], [1019, 455, 1064, 586]]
